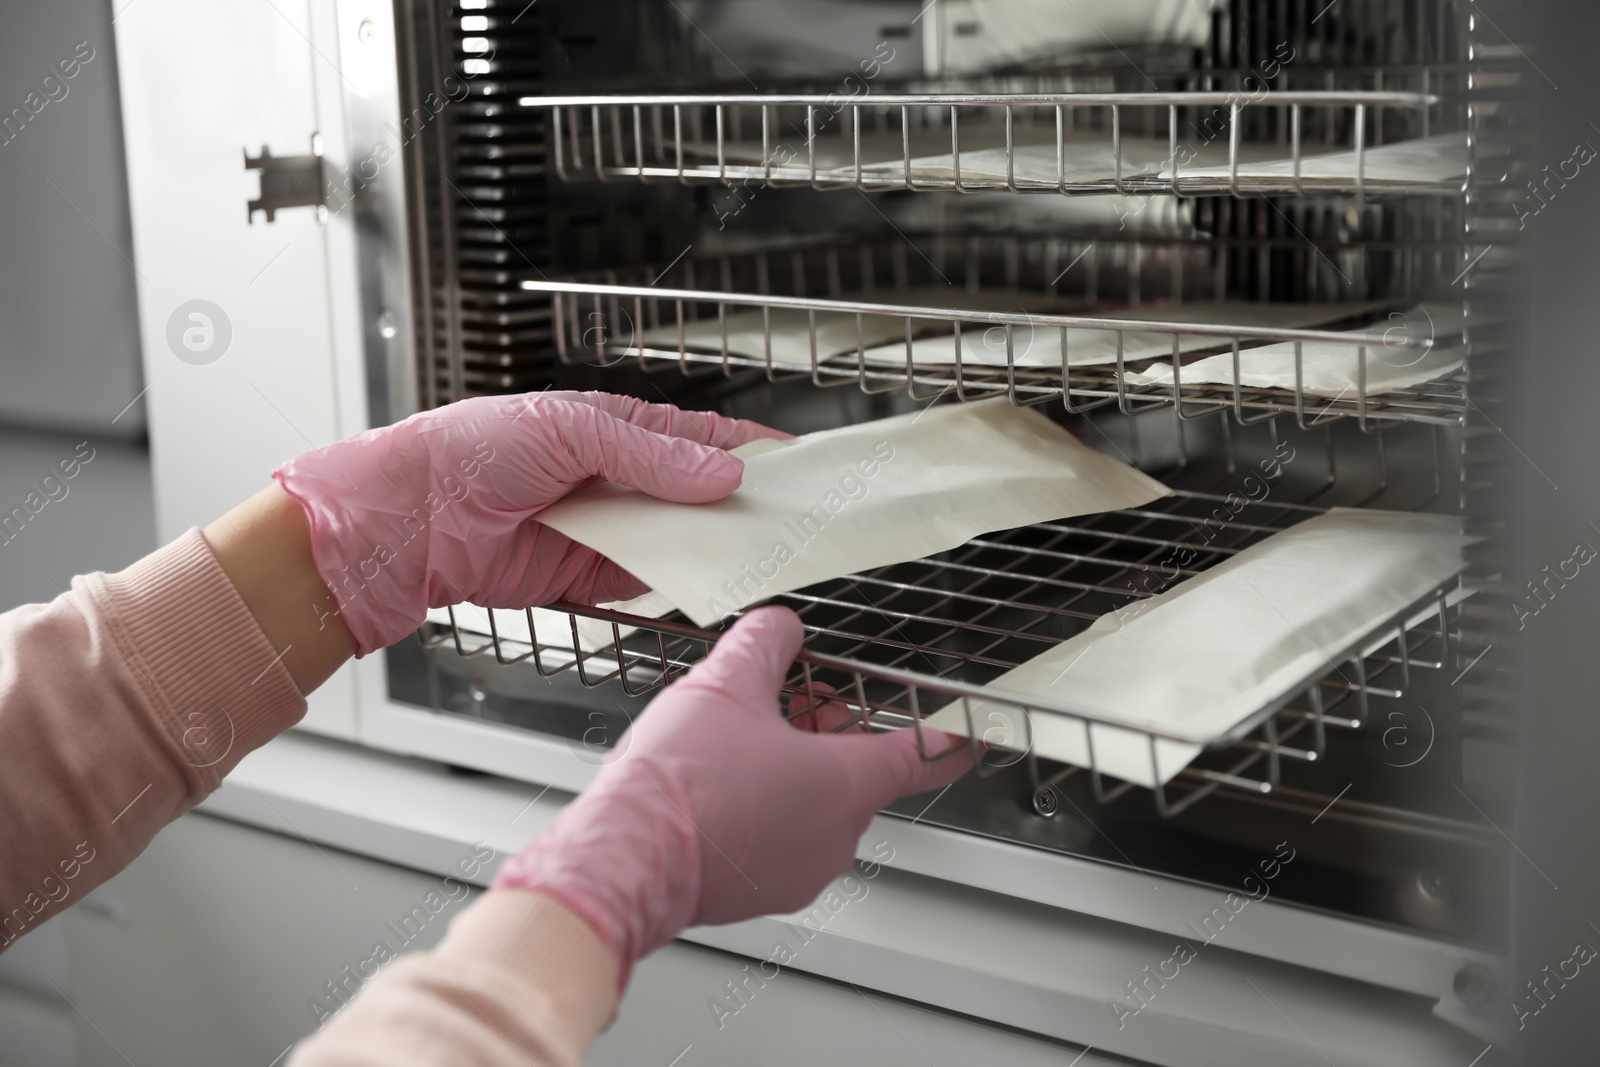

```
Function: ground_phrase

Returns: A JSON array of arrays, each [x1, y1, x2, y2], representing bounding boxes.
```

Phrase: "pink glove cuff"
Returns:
[[272, 431, 445, 658], [492, 766, 704, 980], [270, 468, 394, 657]]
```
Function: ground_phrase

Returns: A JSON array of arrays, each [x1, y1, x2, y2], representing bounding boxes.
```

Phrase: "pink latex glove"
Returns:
[[273, 391, 786, 656], [492, 606, 975, 978]]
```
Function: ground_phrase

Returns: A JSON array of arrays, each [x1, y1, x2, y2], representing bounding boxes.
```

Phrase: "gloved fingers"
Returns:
[[453, 527, 649, 611], [535, 398, 747, 504], [832, 723, 976, 803], [553, 549, 652, 608], [681, 606, 805, 710], [574, 392, 793, 450], [786, 682, 870, 734]]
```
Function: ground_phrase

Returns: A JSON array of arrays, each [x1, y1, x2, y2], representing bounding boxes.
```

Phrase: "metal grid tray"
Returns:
[[522, 237, 1467, 429], [423, 489, 1468, 819], [519, 88, 1455, 198]]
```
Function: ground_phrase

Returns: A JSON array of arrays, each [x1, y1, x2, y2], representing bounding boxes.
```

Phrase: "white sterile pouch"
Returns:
[[1122, 303, 1464, 397], [1162, 132, 1468, 189], [633, 306, 913, 368], [535, 398, 1172, 627], [629, 287, 1079, 369], [855, 300, 1390, 370], [677, 123, 1052, 181], [923, 508, 1468, 788], [855, 133, 1288, 186]]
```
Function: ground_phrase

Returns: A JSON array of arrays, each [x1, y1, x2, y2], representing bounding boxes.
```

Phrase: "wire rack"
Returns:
[[519, 87, 1463, 198], [522, 237, 1468, 429], [423, 488, 1468, 819]]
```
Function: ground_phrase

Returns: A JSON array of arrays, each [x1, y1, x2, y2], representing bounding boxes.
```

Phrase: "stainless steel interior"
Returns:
[[384, 0, 1517, 949]]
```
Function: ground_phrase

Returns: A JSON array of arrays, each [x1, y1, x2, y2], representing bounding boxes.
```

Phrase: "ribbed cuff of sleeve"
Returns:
[[435, 890, 622, 1057], [80, 527, 308, 789]]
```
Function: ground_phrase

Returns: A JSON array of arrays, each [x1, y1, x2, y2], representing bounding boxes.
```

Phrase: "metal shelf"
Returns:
[[423, 489, 1469, 821], [519, 87, 1460, 198], [523, 236, 1468, 429]]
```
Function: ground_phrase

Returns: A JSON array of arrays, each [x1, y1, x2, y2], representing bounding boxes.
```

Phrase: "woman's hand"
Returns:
[[271, 391, 787, 658], [491, 606, 975, 977]]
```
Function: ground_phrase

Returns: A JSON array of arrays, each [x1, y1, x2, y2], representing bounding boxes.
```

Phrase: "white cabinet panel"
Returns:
[[63, 813, 466, 1065], [597, 940, 1114, 1067], [55, 811, 1113, 1066], [114, 0, 362, 738]]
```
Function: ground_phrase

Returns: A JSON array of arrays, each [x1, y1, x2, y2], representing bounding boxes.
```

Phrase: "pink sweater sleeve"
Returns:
[[0, 528, 309, 942], [0, 529, 620, 1063], [289, 891, 620, 1067]]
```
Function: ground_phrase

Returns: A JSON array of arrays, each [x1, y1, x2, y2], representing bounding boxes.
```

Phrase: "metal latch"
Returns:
[[245, 136, 328, 223]]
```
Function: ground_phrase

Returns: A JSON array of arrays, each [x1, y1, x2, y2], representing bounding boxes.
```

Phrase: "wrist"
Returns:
[[439, 889, 622, 1051], [494, 766, 703, 974], [204, 484, 358, 695], [490, 882, 630, 990]]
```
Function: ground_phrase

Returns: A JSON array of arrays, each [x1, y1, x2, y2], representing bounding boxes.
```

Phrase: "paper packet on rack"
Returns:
[[535, 398, 1173, 627], [923, 508, 1468, 788], [632, 297, 1390, 374], [854, 132, 1467, 191], [1164, 132, 1468, 189], [854, 133, 1288, 186], [855, 299, 1391, 371], [676, 123, 1052, 180], [629, 287, 1080, 369], [1121, 303, 1464, 398]]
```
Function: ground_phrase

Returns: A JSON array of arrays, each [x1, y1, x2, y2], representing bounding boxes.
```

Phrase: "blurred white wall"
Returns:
[[0, 7, 154, 1059], [0, 0, 143, 437]]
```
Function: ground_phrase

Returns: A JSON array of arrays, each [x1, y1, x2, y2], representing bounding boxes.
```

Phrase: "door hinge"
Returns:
[[245, 135, 328, 223]]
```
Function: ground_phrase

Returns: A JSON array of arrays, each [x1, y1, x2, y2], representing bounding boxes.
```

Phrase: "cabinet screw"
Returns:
[[1454, 963, 1495, 1009], [1032, 787, 1058, 818]]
